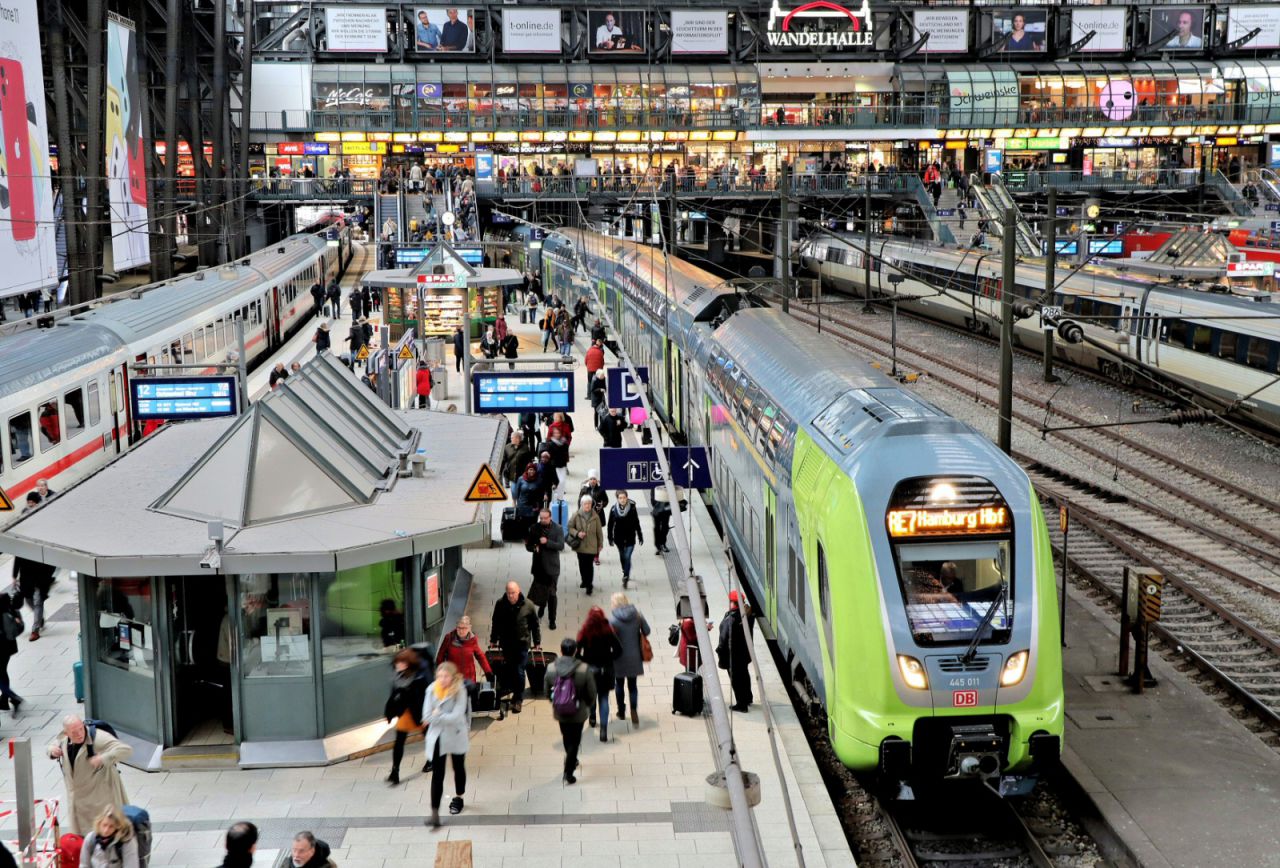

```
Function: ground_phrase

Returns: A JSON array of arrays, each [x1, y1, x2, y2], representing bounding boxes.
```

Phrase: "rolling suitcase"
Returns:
[[501, 508, 530, 542], [526, 649, 557, 696], [550, 498, 570, 536], [474, 680, 498, 713], [72, 660, 85, 702], [673, 648, 703, 717]]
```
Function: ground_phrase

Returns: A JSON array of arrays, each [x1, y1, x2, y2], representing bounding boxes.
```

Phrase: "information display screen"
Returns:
[[472, 372, 574, 413], [130, 377, 240, 421]]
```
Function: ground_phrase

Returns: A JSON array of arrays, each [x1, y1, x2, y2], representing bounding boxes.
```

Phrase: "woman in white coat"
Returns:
[[422, 661, 471, 828]]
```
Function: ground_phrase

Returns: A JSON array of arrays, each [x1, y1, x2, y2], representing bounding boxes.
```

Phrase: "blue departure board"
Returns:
[[472, 372, 574, 413], [131, 376, 240, 421]]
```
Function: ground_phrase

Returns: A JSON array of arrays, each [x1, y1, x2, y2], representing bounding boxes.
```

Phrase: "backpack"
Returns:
[[1, 608, 24, 640], [551, 669, 579, 717], [85, 718, 118, 741], [122, 805, 151, 867]]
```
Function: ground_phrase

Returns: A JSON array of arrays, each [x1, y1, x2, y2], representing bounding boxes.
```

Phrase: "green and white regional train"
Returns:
[[544, 228, 1064, 784]]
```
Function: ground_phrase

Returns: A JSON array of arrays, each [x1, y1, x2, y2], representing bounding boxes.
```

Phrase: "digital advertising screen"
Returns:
[[992, 9, 1047, 52], [588, 9, 647, 53], [413, 8, 475, 52], [1149, 7, 1206, 50], [1069, 7, 1128, 52]]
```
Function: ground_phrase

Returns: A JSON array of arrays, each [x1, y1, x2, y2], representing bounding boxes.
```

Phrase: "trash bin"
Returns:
[[431, 366, 448, 402]]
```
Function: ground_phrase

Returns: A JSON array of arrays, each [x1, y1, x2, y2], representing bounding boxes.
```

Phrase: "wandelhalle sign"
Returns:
[[765, 0, 873, 49]]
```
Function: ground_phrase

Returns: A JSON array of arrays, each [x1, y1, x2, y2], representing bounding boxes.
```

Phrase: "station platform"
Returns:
[[1060, 586, 1280, 868], [0, 303, 852, 868]]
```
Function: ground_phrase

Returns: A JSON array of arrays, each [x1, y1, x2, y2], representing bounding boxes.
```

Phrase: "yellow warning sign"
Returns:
[[0, 488, 12, 511], [464, 464, 508, 502], [399, 344, 414, 361], [356, 345, 371, 361]]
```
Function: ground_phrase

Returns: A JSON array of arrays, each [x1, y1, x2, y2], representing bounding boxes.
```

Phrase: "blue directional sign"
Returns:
[[130, 376, 239, 421], [472, 371, 574, 413], [607, 366, 649, 409], [599, 446, 713, 490], [1268, 204, 1280, 213], [935, 209, 956, 217]]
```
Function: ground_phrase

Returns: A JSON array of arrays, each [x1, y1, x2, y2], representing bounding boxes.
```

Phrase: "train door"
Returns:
[[269, 287, 282, 350], [764, 487, 778, 627], [668, 342, 683, 432], [1147, 315, 1161, 366], [109, 366, 127, 453]]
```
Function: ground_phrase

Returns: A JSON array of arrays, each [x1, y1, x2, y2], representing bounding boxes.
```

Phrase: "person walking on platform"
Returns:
[[489, 581, 541, 714], [606, 490, 643, 587], [415, 365, 433, 410], [526, 507, 565, 630], [348, 286, 364, 322], [436, 616, 493, 694], [313, 322, 330, 356], [47, 715, 132, 835], [651, 491, 672, 557], [590, 370, 608, 414], [578, 470, 608, 521], [501, 328, 519, 370], [556, 315, 574, 357], [81, 805, 140, 868], [545, 638, 596, 784], [608, 592, 650, 727], [383, 648, 429, 786], [362, 284, 374, 315], [290, 832, 337, 868], [568, 495, 604, 595], [218, 821, 258, 868], [510, 463, 543, 522], [13, 551, 54, 642], [326, 280, 342, 319], [452, 325, 466, 373], [584, 339, 606, 386], [421, 661, 471, 828], [717, 590, 754, 712], [310, 281, 325, 318], [576, 607, 621, 741], [598, 406, 627, 449], [0, 593, 25, 714], [534, 450, 560, 504], [500, 431, 534, 487]]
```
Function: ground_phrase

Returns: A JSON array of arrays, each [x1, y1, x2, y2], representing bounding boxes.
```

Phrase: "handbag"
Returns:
[[667, 623, 680, 647], [641, 633, 654, 663], [568, 533, 582, 550]]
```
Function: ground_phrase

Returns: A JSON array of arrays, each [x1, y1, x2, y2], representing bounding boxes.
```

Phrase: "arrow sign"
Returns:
[[599, 446, 713, 490], [607, 366, 650, 409]]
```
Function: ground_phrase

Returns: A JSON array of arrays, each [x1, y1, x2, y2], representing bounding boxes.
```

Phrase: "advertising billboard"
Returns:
[[1069, 7, 1128, 52], [588, 9, 647, 53], [413, 8, 475, 52], [502, 8, 561, 53], [914, 9, 969, 53], [1149, 7, 1206, 50], [0, 0, 57, 298], [1227, 5, 1280, 49], [324, 6, 388, 52], [106, 14, 150, 274], [671, 9, 729, 54], [992, 8, 1046, 52]]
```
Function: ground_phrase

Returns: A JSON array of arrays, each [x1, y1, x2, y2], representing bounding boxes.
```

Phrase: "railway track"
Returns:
[[779, 296, 1280, 740]]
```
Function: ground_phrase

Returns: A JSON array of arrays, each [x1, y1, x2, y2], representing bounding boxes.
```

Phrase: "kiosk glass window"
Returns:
[[319, 561, 407, 674], [95, 578, 155, 675], [239, 573, 313, 677]]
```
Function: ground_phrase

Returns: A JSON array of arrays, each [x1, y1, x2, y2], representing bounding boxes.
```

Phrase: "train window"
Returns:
[[1192, 326, 1212, 354], [1246, 337, 1279, 372], [194, 327, 207, 359], [64, 389, 85, 439], [88, 383, 102, 426], [893, 541, 1012, 645], [1164, 318, 1188, 347], [37, 399, 61, 450], [817, 541, 830, 623], [8, 412, 33, 464]]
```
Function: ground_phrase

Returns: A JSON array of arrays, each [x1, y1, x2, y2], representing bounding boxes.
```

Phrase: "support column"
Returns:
[[161, 0, 181, 279], [48, 0, 90, 305], [84, 0, 106, 297]]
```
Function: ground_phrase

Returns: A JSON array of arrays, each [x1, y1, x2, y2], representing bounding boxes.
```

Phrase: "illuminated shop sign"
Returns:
[[887, 506, 1010, 538], [765, 0, 873, 49]]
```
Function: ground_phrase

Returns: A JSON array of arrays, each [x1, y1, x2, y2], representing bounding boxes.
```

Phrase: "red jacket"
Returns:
[[416, 367, 433, 396], [676, 618, 700, 670], [436, 630, 492, 682], [584, 344, 605, 375]]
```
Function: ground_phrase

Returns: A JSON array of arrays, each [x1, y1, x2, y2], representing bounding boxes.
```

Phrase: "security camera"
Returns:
[[200, 545, 221, 571]]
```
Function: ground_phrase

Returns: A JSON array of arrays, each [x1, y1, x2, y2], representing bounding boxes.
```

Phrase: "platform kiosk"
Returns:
[[0, 355, 508, 769]]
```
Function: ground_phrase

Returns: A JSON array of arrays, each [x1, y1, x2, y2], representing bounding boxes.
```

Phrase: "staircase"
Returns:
[[934, 186, 973, 243], [403, 193, 431, 236], [376, 194, 403, 241], [1205, 170, 1255, 218]]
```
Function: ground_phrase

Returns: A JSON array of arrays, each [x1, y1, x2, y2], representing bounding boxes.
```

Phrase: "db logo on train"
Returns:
[[952, 690, 979, 708]]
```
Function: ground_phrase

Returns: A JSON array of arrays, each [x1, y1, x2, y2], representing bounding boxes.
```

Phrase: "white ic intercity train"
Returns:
[[0, 232, 346, 504], [801, 233, 1280, 430]]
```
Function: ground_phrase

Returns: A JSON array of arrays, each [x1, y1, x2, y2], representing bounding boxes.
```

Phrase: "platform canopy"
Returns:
[[152, 353, 416, 529]]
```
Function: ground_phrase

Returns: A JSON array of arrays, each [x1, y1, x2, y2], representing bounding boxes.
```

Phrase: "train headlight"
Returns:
[[897, 655, 929, 690], [1000, 650, 1029, 687]]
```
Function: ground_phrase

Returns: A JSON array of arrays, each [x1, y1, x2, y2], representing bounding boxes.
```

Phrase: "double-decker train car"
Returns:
[[544, 229, 1064, 786], [801, 232, 1280, 430], [0, 232, 344, 503]]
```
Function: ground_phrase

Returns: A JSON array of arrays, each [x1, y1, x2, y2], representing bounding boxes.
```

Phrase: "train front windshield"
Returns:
[[893, 540, 1012, 646]]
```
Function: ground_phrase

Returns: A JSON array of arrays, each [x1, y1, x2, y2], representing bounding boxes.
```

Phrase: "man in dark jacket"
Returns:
[[453, 326, 466, 373], [348, 287, 364, 321], [598, 407, 627, 448], [716, 590, 753, 712], [12, 554, 54, 641], [606, 491, 643, 587], [325, 281, 341, 319], [545, 638, 596, 784], [310, 281, 325, 318], [290, 831, 337, 868], [490, 581, 541, 713], [314, 322, 331, 356], [534, 450, 559, 503], [500, 430, 535, 486], [526, 507, 565, 629]]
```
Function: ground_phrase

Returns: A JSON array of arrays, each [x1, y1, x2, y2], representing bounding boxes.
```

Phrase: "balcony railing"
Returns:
[[1000, 169, 1203, 193], [249, 177, 380, 199], [476, 171, 915, 199], [762, 105, 940, 129], [1008, 103, 1241, 128]]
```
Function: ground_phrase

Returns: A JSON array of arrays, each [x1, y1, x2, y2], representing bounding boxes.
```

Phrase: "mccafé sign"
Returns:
[[765, 0, 874, 49]]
